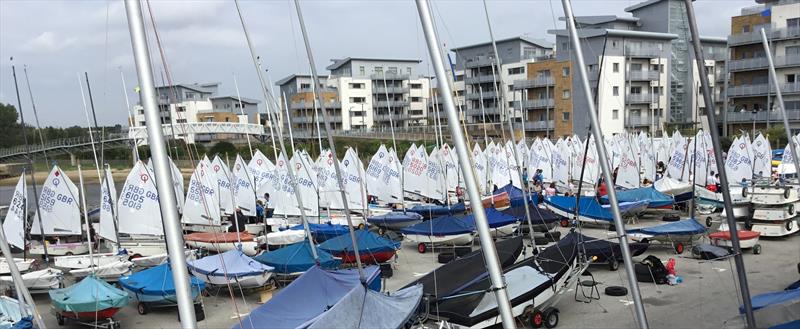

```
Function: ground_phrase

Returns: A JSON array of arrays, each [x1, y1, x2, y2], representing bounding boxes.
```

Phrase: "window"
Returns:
[[176, 106, 186, 112], [613, 86, 619, 96], [508, 85, 514, 91], [613, 63, 619, 73], [630, 86, 642, 94], [176, 119, 188, 123], [359, 66, 365, 76], [630, 63, 642, 71], [185, 92, 195, 99], [411, 97, 422, 102], [387, 66, 398, 74], [742, 25, 750, 33], [410, 83, 422, 89], [788, 74, 797, 84], [787, 18, 800, 29], [349, 83, 364, 89], [407, 67, 412, 75], [562, 67, 570, 77], [300, 83, 311, 89], [350, 97, 366, 103], [787, 46, 800, 56], [612, 109, 619, 119], [508, 67, 524, 75], [562, 111, 570, 121], [139, 121, 146, 126], [454, 74, 464, 82], [374, 67, 383, 74], [562, 90, 570, 99]]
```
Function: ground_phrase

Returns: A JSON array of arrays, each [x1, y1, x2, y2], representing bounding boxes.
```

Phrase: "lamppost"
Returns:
[[752, 106, 759, 137]]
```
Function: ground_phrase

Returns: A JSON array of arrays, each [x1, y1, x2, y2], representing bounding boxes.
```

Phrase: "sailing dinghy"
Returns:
[[29, 165, 89, 256], [184, 232, 259, 256], [254, 240, 340, 278], [318, 229, 400, 264], [187, 248, 274, 288], [0, 296, 22, 328], [1, 175, 36, 273], [116, 161, 169, 257], [49, 275, 130, 327], [0, 268, 63, 292], [119, 263, 205, 314]]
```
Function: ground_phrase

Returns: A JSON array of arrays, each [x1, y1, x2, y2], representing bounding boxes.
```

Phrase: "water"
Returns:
[[0, 183, 113, 212]]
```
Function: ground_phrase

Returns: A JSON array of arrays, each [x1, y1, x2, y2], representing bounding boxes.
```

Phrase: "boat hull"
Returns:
[[545, 202, 610, 226], [403, 232, 474, 247], [749, 186, 799, 205], [58, 307, 122, 322], [29, 242, 89, 256], [54, 253, 127, 270], [0, 258, 35, 274], [185, 240, 260, 256], [750, 220, 799, 237], [752, 205, 797, 221], [709, 231, 760, 249], [0, 268, 62, 291], [189, 268, 272, 288], [334, 250, 397, 264], [69, 261, 133, 281]]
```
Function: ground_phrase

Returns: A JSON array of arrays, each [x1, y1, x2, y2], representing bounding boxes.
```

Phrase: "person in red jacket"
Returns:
[[597, 178, 608, 198]]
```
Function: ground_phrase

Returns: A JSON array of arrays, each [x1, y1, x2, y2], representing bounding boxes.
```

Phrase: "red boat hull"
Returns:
[[59, 307, 122, 321], [708, 230, 760, 241], [337, 250, 396, 264]]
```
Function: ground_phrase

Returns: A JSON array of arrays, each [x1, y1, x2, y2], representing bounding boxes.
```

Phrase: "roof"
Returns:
[[275, 74, 311, 87], [325, 57, 422, 71], [549, 28, 678, 40], [624, 0, 667, 12], [561, 15, 640, 25], [451, 35, 553, 51], [155, 82, 219, 94], [209, 95, 260, 104]]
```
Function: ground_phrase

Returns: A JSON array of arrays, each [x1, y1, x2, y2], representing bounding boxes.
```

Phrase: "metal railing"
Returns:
[[729, 54, 800, 71], [515, 98, 555, 109], [728, 25, 800, 46], [624, 44, 663, 58], [465, 56, 496, 68], [513, 77, 554, 90], [291, 115, 343, 124], [523, 120, 554, 130], [626, 93, 657, 104], [725, 109, 800, 123], [628, 116, 662, 126], [369, 73, 410, 80], [290, 101, 342, 109], [373, 113, 406, 122], [465, 74, 499, 84], [628, 70, 660, 81], [374, 100, 410, 108], [465, 107, 501, 116], [466, 91, 498, 100], [728, 82, 800, 97], [373, 86, 409, 94]]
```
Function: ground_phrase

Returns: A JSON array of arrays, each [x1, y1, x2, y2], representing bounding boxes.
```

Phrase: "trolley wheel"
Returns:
[[417, 243, 427, 254], [559, 219, 569, 228], [752, 244, 762, 255], [65, 252, 73, 256], [543, 308, 559, 329], [378, 227, 386, 236], [201, 289, 210, 297], [674, 242, 685, 254], [530, 308, 544, 328], [137, 302, 149, 315], [741, 187, 748, 198], [56, 312, 65, 326], [640, 238, 649, 245], [357, 223, 366, 230], [267, 277, 278, 288], [789, 204, 795, 216], [784, 188, 791, 199], [706, 217, 713, 228], [110, 320, 121, 329], [608, 258, 620, 271], [786, 220, 794, 232]]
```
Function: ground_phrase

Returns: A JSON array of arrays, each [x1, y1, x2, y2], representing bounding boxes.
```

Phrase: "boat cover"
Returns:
[[49, 276, 130, 313], [628, 218, 706, 236], [304, 285, 423, 329], [495, 183, 528, 206], [740, 287, 800, 327], [403, 236, 524, 300], [187, 249, 273, 278], [565, 234, 649, 261], [602, 187, 674, 208], [367, 212, 423, 226], [433, 232, 579, 326], [319, 230, 400, 254], [184, 232, 255, 243], [601, 200, 650, 214], [264, 230, 306, 246], [400, 214, 475, 236], [289, 223, 349, 241], [407, 202, 466, 219], [501, 204, 560, 225], [463, 208, 520, 228], [231, 266, 379, 329], [654, 177, 693, 196], [119, 263, 205, 297], [0, 297, 20, 329], [545, 196, 613, 222], [254, 241, 340, 274]]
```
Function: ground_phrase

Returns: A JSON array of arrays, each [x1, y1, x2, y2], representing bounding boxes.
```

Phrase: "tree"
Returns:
[[209, 141, 237, 158], [766, 124, 787, 149], [0, 103, 21, 148]]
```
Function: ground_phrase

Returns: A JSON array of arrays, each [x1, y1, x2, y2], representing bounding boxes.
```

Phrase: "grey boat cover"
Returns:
[[691, 243, 731, 260], [303, 284, 423, 329]]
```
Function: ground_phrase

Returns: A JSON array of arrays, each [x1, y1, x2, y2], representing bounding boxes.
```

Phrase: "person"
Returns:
[[228, 208, 247, 232], [612, 167, 619, 185], [545, 182, 557, 197], [455, 186, 464, 203], [642, 178, 652, 186], [263, 193, 273, 218], [706, 171, 717, 192], [522, 168, 529, 183], [714, 174, 721, 192], [597, 178, 608, 199], [534, 169, 544, 185], [740, 178, 749, 188], [256, 200, 265, 221], [656, 161, 666, 177]]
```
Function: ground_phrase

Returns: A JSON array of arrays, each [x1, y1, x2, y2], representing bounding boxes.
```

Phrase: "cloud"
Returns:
[[21, 32, 78, 53]]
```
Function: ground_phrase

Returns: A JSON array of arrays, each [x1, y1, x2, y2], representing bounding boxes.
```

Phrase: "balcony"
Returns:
[[728, 82, 800, 97], [728, 26, 800, 46], [728, 54, 800, 72], [465, 74, 499, 84], [624, 45, 663, 58], [373, 86, 409, 94], [291, 115, 342, 124], [628, 115, 662, 126], [297, 87, 335, 93], [369, 73, 409, 80], [466, 91, 498, 100], [373, 113, 405, 122], [374, 100, 410, 108], [628, 70, 659, 81], [523, 120, 554, 131], [724, 109, 800, 123], [515, 98, 555, 109], [626, 93, 657, 104], [464, 56, 496, 68], [465, 107, 502, 116], [289, 101, 341, 110], [513, 77, 554, 90]]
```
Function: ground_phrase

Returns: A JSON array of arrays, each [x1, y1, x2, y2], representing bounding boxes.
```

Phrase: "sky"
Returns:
[[0, 0, 751, 128]]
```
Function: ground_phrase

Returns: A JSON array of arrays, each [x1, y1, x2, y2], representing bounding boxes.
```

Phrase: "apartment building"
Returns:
[[131, 82, 260, 143], [278, 58, 431, 135], [513, 59, 572, 138], [722, 0, 800, 135]]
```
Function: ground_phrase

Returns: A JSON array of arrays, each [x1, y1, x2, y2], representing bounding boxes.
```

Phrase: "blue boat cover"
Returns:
[[119, 263, 205, 297], [408, 202, 467, 218], [289, 223, 349, 241], [400, 214, 475, 236], [742, 287, 800, 313], [545, 196, 614, 222], [602, 187, 674, 208], [628, 218, 706, 236], [319, 230, 400, 254], [49, 276, 130, 313], [0, 297, 21, 329], [496, 183, 528, 206], [303, 285, 423, 329], [10, 316, 32, 329], [231, 265, 379, 329], [501, 204, 560, 224], [254, 240, 340, 274], [367, 212, 423, 225], [464, 208, 520, 228], [187, 249, 273, 278]]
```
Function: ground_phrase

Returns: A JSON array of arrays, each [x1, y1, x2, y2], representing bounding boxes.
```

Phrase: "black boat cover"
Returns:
[[402, 236, 523, 300], [566, 234, 650, 262], [500, 204, 561, 225], [432, 232, 579, 327]]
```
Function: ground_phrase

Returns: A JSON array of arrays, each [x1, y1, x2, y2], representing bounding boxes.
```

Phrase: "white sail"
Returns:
[[99, 167, 118, 242], [118, 161, 163, 236], [780, 134, 800, 174], [31, 166, 81, 236], [552, 138, 570, 186], [690, 131, 708, 186], [472, 144, 488, 194], [725, 136, 753, 184], [169, 159, 184, 214], [752, 134, 771, 178], [403, 144, 428, 197], [342, 148, 367, 210], [617, 138, 640, 189], [365, 145, 392, 202], [440, 144, 460, 192], [3, 174, 26, 249], [385, 148, 403, 202], [488, 143, 511, 190], [515, 140, 528, 171], [249, 149, 278, 193], [290, 152, 319, 216], [232, 155, 257, 216], [211, 156, 234, 215], [667, 132, 688, 181], [424, 147, 447, 201], [182, 162, 220, 225], [504, 141, 523, 189]]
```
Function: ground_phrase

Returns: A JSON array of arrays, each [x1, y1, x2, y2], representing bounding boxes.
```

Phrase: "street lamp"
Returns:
[[752, 105, 759, 137]]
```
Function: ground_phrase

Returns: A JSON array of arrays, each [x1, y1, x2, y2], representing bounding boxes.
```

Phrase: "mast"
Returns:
[[22, 65, 49, 165], [415, 1, 516, 327], [282, 92, 297, 154], [0, 204, 45, 329], [77, 165, 95, 270], [233, 74, 255, 158], [294, 0, 365, 280], [683, 0, 756, 327], [123, 0, 198, 326], [11, 62, 49, 263], [383, 72, 405, 211], [560, 0, 649, 327], [120, 68, 140, 164]]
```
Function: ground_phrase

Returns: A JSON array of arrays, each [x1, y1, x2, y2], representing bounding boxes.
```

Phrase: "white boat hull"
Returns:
[[491, 223, 519, 237], [752, 205, 797, 222], [131, 250, 196, 268], [403, 232, 474, 247], [54, 253, 127, 270], [0, 258, 35, 274], [0, 268, 62, 291], [749, 186, 799, 205], [69, 260, 133, 281], [750, 220, 799, 237], [115, 238, 168, 257], [183, 223, 230, 233], [185, 240, 260, 256], [256, 230, 306, 247], [189, 268, 272, 288], [28, 242, 89, 256], [245, 224, 266, 235]]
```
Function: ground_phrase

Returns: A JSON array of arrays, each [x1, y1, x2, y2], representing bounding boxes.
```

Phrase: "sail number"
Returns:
[[39, 186, 73, 213], [121, 185, 157, 210]]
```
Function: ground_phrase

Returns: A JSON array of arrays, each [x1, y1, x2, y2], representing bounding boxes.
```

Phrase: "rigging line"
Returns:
[[140, 0, 174, 160], [21, 66, 48, 165]]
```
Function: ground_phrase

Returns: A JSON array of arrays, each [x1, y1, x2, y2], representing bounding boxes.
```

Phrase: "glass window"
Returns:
[[387, 67, 398, 74], [787, 46, 800, 56], [630, 86, 642, 94], [612, 109, 619, 119], [613, 63, 619, 73], [359, 66, 365, 76], [631, 63, 642, 71], [374, 67, 383, 74], [788, 74, 797, 84], [787, 18, 800, 29], [562, 90, 570, 99], [562, 111, 570, 121], [613, 86, 619, 96], [562, 67, 569, 77]]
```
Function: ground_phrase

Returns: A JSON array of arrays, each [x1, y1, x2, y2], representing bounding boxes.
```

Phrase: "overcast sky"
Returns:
[[0, 0, 751, 128]]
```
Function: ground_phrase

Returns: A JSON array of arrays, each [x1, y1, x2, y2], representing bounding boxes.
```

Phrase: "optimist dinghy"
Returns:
[[0, 296, 22, 328], [187, 249, 274, 288], [254, 240, 340, 278], [367, 212, 424, 230], [0, 268, 63, 292], [184, 232, 260, 256], [119, 263, 205, 314], [319, 229, 400, 264], [49, 275, 130, 326], [400, 214, 475, 253]]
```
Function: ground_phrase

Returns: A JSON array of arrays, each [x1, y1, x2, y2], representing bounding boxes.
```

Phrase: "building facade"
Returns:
[[722, 0, 800, 135]]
